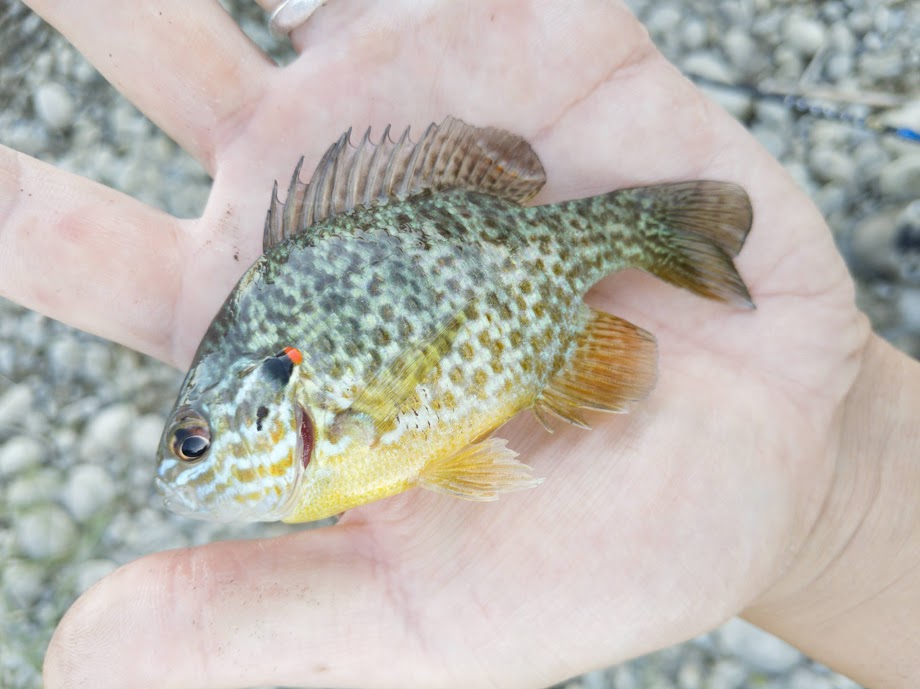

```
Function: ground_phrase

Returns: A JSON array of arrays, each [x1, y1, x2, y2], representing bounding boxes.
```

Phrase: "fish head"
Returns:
[[156, 347, 311, 522]]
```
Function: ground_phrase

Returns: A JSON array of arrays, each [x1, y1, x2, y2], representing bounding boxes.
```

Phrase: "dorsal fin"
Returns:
[[262, 116, 546, 251]]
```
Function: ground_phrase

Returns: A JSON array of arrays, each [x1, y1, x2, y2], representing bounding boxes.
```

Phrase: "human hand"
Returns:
[[1, 1, 894, 688]]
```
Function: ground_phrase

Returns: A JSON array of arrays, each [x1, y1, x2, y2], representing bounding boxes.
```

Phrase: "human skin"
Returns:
[[0, 1, 918, 688]]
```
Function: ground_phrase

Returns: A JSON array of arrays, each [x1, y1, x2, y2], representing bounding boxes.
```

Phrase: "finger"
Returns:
[[43, 530, 426, 689], [24, 0, 274, 172], [0, 145, 183, 365]]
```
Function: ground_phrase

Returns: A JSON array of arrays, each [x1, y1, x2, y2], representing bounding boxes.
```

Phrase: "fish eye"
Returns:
[[178, 434, 210, 460], [172, 427, 210, 462]]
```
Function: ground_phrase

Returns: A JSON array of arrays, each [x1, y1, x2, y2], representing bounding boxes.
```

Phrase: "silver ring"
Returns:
[[269, 0, 327, 38]]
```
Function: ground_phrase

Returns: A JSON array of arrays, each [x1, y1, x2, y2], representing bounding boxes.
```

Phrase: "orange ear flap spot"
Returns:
[[283, 347, 303, 365]]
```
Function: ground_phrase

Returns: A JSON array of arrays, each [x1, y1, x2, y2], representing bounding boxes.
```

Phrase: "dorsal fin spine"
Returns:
[[344, 128, 371, 213], [398, 123, 434, 199], [381, 127, 411, 202], [282, 157, 304, 243], [364, 124, 390, 205], [260, 116, 546, 252]]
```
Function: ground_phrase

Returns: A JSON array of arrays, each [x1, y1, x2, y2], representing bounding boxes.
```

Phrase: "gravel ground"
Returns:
[[0, 1, 917, 688]]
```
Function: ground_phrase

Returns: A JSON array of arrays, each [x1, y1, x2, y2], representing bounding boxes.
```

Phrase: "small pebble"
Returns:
[[1, 120, 49, 155], [61, 464, 117, 522], [853, 140, 890, 179], [783, 14, 827, 55], [6, 468, 62, 510], [815, 184, 849, 221], [717, 1, 751, 25], [879, 154, 920, 201], [16, 311, 47, 349], [771, 45, 803, 79], [895, 201, 920, 284], [0, 384, 34, 421], [898, 287, 920, 331], [646, 5, 682, 34], [752, 126, 786, 159], [611, 664, 640, 689], [830, 673, 865, 689], [827, 22, 856, 52], [718, 618, 804, 674], [809, 148, 856, 184], [859, 51, 904, 80], [131, 413, 166, 458], [723, 28, 765, 77], [825, 52, 854, 80], [75, 558, 118, 594], [699, 86, 752, 121], [708, 659, 747, 689], [855, 282, 901, 332], [32, 82, 74, 130], [677, 658, 703, 689], [2, 559, 47, 607], [754, 100, 792, 130], [579, 670, 612, 689], [847, 10, 873, 34], [14, 505, 78, 561], [47, 335, 84, 380], [80, 403, 137, 462], [0, 436, 44, 477], [683, 51, 737, 83], [681, 19, 708, 50], [788, 668, 834, 689], [71, 56, 97, 83]]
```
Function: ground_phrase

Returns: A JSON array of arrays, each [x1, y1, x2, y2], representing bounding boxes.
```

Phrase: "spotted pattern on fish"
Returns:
[[156, 117, 753, 523]]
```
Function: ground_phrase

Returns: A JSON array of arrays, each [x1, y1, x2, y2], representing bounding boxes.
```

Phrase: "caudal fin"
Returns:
[[617, 181, 754, 307]]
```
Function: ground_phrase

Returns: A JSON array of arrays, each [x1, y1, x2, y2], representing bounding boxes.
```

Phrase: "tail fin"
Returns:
[[616, 181, 754, 307]]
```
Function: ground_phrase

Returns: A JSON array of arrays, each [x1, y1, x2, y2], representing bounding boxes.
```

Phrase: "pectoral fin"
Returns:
[[534, 307, 658, 430], [418, 438, 543, 501], [350, 304, 471, 435]]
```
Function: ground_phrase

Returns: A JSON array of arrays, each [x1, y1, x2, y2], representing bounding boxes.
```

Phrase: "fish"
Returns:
[[155, 116, 753, 523]]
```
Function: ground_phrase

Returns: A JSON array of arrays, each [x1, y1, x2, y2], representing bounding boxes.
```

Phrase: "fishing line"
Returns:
[[687, 72, 920, 144]]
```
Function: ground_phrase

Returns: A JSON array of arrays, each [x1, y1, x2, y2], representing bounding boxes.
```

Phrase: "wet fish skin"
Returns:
[[155, 117, 753, 523]]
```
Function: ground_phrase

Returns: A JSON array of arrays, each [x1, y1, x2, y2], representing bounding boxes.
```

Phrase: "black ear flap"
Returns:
[[263, 348, 302, 385], [263, 353, 295, 384]]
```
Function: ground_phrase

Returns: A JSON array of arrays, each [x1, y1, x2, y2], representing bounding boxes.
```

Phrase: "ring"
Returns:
[[269, 0, 327, 38]]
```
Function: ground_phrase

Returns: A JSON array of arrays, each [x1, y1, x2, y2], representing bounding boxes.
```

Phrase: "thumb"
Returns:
[[43, 527, 422, 689]]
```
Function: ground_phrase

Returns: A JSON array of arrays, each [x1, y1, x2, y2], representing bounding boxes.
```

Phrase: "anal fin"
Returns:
[[417, 438, 542, 501], [535, 308, 658, 429]]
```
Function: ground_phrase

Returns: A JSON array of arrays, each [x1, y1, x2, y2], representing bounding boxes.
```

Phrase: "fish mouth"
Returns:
[[155, 473, 220, 521]]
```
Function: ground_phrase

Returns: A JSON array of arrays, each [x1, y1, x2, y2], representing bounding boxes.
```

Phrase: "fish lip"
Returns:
[[155, 475, 215, 521]]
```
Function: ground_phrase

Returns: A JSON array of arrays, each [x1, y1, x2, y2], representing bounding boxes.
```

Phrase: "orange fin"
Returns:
[[617, 181, 754, 307], [263, 116, 546, 250], [417, 438, 543, 501], [534, 307, 657, 429]]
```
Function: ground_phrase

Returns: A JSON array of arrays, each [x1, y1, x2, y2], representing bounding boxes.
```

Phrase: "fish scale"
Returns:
[[156, 116, 753, 523]]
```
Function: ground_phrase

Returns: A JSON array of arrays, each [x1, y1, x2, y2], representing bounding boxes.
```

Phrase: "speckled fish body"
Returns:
[[156, 117, 753, 523]]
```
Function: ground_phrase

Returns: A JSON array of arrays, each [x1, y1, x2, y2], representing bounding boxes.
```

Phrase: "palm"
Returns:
[[6, 1, 867, 688]]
